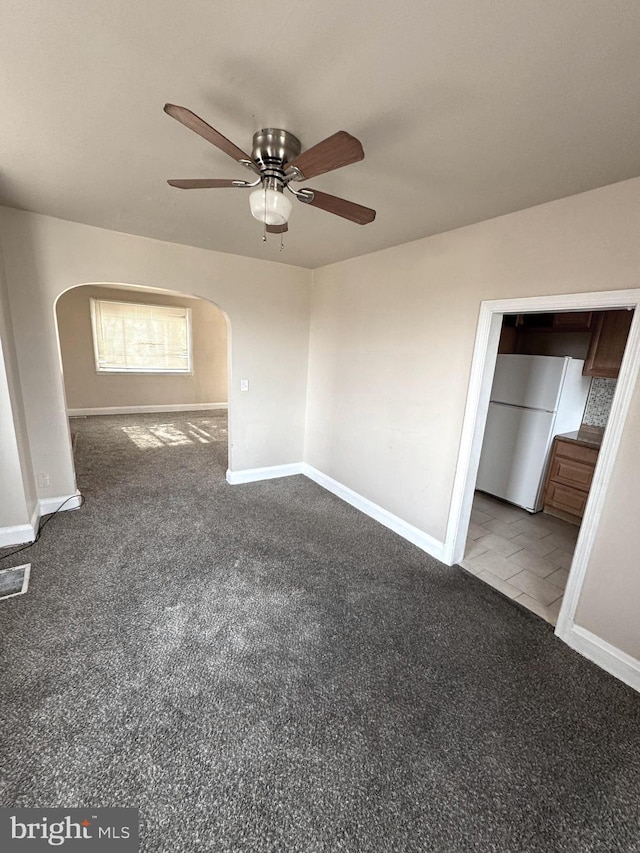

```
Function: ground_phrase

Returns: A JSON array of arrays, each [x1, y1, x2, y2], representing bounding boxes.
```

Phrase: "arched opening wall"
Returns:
[[55, 283, 229, 412], [0, 207, 312, 523], [54, 282, 230, 490]]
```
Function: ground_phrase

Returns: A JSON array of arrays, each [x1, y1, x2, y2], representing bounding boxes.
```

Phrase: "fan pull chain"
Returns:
[[280, 233, 284, 251], [262, 183, 268, 241]]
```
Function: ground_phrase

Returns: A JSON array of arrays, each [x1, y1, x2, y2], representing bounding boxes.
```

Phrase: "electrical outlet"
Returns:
[[37, 473, 50, 488], [240, 379, 249, 392]]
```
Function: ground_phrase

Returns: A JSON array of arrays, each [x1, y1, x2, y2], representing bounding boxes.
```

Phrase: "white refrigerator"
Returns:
[[476, 355, 591, 512]]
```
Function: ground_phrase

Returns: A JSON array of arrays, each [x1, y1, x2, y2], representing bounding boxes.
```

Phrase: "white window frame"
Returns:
[[90, 298, 193, 374]]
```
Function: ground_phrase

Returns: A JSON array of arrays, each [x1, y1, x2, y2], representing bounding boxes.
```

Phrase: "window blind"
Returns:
[[90, 299, 192, 373]]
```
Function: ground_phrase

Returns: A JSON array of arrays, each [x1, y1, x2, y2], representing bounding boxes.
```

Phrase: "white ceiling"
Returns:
[[2, 0, 640, 269]]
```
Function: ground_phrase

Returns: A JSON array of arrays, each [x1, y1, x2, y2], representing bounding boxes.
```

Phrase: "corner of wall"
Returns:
[[0, 238, 38, 534]]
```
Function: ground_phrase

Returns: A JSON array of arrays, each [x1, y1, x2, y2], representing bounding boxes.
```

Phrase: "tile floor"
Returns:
[[461, 491, 579, 626]]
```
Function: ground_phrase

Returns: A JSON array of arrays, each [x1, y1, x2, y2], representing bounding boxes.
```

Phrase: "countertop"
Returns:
[[556, 428, 603, 449]]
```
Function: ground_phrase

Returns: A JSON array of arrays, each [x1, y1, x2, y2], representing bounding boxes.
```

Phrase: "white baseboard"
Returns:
[[1, 493, 83, 550], [0, 501, 39, 548], [226, 463, 303, 485], [67, 403, 228, 417], [301, 464, 446, 562], [39, 491, 83, 516], [0, 521, 36, 548], [563, 623, 640, 694]]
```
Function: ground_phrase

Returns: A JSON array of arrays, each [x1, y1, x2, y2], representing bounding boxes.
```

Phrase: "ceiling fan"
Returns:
[[164, 104, 376, 235]]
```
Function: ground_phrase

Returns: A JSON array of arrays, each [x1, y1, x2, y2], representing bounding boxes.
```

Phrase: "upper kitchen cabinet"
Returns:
[[551, 311, 593, 331], [498, 313, 592, 358], [582, 309, 634, 378]]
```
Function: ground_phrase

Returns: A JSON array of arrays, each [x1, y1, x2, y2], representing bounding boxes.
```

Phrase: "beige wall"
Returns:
[[56, 284, 228, 410], [0, 207, 311, 506], [306, 176, 640, 659]]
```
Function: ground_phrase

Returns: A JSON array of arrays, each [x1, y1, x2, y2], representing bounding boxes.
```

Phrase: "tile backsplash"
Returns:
[[582, 377, 617, 427]]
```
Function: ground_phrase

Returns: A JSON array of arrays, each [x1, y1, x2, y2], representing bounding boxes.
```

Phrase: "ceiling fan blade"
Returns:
[[265, 223, 288, 233], [164, 104, 251, 163], [167, 179, 249, 189], [287, 131, 364, 180], [301, 189, 376, 225]]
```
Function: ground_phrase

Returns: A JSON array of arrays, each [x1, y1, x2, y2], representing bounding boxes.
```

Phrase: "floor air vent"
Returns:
[[0, 564, 31, 600]]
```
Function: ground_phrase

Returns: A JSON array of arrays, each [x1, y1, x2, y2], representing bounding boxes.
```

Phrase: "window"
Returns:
[[90, 299, 192, 373]]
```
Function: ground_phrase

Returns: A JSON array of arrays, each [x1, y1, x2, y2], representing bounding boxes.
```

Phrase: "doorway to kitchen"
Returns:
[[443, 289, 640, 663], [461, 308, 633, 625]]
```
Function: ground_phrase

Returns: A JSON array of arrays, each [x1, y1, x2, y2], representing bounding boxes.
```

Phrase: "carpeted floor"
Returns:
[[1, 412, 639, 852]]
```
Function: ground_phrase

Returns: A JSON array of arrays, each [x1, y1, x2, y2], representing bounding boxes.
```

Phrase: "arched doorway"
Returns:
[[54, 282, 231, 491]]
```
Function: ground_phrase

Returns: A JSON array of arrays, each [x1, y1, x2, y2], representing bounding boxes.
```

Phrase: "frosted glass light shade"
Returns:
[[249, 187, 292, 225]]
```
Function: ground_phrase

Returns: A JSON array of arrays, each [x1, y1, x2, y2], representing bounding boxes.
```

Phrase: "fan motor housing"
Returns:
[[252, 129, 301, 171]]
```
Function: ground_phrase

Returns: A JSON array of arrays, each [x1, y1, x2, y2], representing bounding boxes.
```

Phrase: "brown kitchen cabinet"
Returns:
[[543, 436, 599, 525], [498, 311, 595, 354], [552, 311, 592, 331], [583, 309, 633, 378]]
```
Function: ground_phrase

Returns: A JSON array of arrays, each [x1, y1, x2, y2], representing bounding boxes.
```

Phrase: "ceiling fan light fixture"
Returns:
[[164, 106, 376, 231], [249, 187, 292, 226]]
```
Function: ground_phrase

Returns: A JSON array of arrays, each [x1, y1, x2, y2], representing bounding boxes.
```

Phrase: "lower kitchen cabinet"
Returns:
[[543, 436, 599, 525]]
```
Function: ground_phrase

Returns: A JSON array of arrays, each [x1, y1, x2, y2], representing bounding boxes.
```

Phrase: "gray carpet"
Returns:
[[1, 412, 639, 852]]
